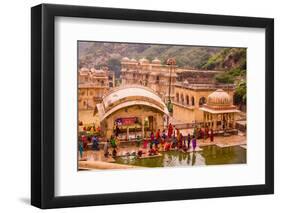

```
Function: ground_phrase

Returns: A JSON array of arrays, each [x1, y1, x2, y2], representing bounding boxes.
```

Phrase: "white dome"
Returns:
[[152, 58, 161, 64], [139, 57, 149, 64], [121, 57, 130, 62], [80, 67, 89, 72]]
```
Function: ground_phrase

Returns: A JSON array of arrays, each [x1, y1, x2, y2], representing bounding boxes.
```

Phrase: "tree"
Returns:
[[214, 72, 235, 84], [107, 58, 121, 77], [235, 80, 246, 104]]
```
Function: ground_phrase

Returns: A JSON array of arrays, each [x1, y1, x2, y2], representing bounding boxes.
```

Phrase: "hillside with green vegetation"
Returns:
[[202, 47, 246, 82], [78, 42, 223, 76], [201, 48, 247, 106]]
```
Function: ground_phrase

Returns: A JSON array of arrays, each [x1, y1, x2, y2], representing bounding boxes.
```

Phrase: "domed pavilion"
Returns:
[[200, 89, 240, 133], [97, 85, 169, 139]]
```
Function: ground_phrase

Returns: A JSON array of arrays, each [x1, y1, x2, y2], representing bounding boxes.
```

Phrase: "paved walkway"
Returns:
[[197, 134, 246, 147], [79, 160, 140, 170]]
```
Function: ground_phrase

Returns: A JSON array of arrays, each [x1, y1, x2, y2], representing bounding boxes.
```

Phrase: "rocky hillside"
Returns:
[[78, 42, 223, 73], [202, 48, 246, 71]]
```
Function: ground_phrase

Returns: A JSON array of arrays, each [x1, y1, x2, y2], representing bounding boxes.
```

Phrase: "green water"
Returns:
[[114, 145, 246, 167]]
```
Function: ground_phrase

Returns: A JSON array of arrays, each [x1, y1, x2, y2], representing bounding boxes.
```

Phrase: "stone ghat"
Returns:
[[79, 160, 141, 170]]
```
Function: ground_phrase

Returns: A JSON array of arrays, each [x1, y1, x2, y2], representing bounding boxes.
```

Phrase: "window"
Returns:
[[181, 94, 184, 105], [186, 95, 189, 105], [176, 93, 179, 102], [199, 97, 206, 106], [191, 96, 195, 106]]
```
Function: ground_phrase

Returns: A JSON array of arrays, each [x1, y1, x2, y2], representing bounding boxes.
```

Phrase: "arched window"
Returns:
[[191, 96, 195, 106], [181, 94, 184, 105], [176, 93, 179, 102], [199, 97, 206, 106], [186, 95, 189, 105]]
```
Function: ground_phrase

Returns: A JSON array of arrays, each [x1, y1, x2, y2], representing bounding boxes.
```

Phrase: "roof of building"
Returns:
[[200, 89, 240, 113], [175, 82, 235, 91], [97, 85, 169, 121], [207, 89, 231, 106], [199, 108, 240, 114]]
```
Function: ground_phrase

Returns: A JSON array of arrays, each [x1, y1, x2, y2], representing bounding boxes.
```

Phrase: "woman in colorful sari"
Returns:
[[81, 134, 88, 150], [187, 133, 191, 150], [168, 123, 173, 138], [104, 140, 109, 158], [210, 128, 214, 142], [178, 133, 183, 149], [155, 129, 160, 148], [192, 135, 197, 151], [176, 128, 180, 142], [161, 129, 166, 141], [78, 141, 84, 159], [143, 139, 148, 149], [136, 135, 142, 148], [172, 135, 177, 149], [164, 142, 171, 151], [110, 136, 117, 149], [92, 135, 99, 151], [150, 132, 154, 149], [205, 126, 209, 138]]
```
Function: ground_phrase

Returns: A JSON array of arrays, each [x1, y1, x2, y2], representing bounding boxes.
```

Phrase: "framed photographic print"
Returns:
[[31, 3, 274, 209]]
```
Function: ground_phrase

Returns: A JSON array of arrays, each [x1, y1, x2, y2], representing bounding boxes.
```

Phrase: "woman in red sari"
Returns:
[[210, 128, 214, 142], [168, 123, 173, 138]]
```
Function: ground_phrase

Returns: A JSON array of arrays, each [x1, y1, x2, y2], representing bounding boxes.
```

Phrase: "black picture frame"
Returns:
[[31, 3, 274, 209]]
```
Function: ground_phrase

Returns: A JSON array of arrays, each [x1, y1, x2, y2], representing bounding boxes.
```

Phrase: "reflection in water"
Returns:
[[114, 145, 246, 168], [192, 152, 196, 166]]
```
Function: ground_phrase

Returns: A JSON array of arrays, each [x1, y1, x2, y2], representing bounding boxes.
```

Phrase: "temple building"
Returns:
[[96, 85, 169, 140], [120, 57, 177, 103], [200, 89, 240, 133], [78, 67, 115, 110], [173, 82, 235, 124]]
